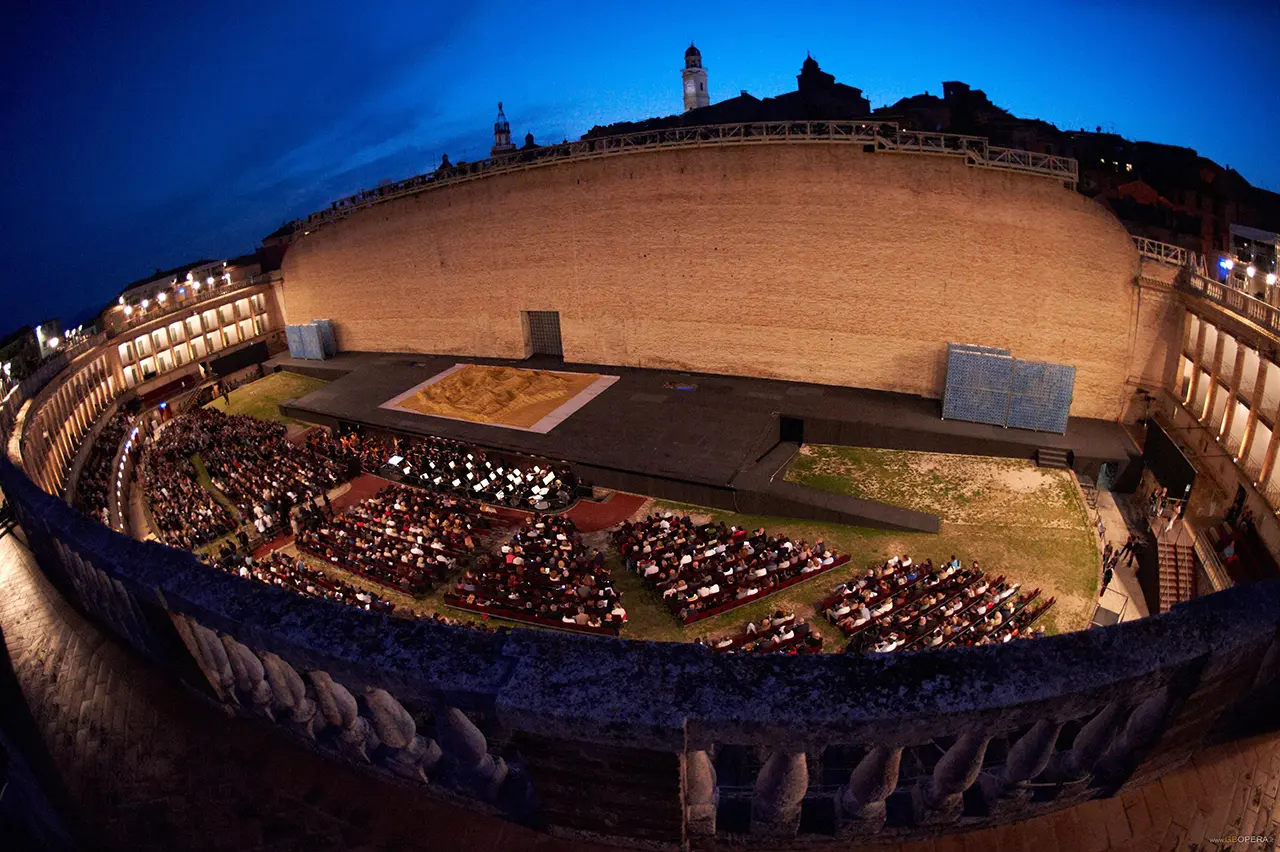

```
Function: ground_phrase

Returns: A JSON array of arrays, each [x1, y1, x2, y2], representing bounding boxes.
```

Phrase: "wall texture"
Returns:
[[281, 145, 1145, 419]]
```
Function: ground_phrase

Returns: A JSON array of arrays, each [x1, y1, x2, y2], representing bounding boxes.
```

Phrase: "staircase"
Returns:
[[1156, 541, 1196, 613], [1036, 447, 1070, 469], [1077, 474, 1098, 510]]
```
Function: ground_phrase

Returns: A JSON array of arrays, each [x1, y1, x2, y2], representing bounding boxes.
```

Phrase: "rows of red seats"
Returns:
[[444, 515, 625, 635], [296, 484, 486, 595], [702, 610, 825, 654], [613, 513, 847, 625], [821, 556, 1054, 654]]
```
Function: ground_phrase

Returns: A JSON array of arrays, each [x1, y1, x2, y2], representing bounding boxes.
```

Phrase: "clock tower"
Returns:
[[682, 43, 709, 112]]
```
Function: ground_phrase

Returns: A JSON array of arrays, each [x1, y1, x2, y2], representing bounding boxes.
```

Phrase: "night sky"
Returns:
[[2, 0, 1277, 332]]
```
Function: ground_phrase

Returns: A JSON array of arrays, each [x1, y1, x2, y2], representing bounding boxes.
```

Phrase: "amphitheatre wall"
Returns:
[[281, 144, 1159, 420]]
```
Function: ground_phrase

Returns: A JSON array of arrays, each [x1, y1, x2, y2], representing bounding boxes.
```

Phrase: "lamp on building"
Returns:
[[157, 292, 167, 303], [1268, 273, 1278, 286], [193, 280, 201, 292], [124, 305, 133, 316], [47, 337, 60, 349], [141, 299, 150, 309], [118, 296, 125, 305], [206, 276, 214, 285], [1247, 266, 1257, 278], [1224, 258, 1235, 270]]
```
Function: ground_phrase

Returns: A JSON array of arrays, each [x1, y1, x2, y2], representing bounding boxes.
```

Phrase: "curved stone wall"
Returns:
[[282, 143, 1142, 419], [3, 443, 1279, 847]]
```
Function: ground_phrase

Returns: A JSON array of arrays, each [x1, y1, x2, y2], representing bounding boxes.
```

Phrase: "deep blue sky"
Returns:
[[2, 0, 1277, 332]]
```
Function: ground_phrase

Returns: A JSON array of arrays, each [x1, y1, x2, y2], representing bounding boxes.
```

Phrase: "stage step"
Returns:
[[1037, 447, 1070, 469], [1156, 542, 1196, 613]]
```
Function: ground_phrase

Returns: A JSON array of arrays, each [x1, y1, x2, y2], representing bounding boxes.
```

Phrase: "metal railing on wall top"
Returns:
[[287, 121, 1080, 236]]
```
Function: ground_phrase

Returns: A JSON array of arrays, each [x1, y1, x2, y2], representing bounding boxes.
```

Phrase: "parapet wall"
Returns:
[[4, 448, 1280, 849], [282, 143, 1146, 420]]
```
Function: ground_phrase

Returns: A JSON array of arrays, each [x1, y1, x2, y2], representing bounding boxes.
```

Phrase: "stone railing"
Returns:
[[290, 121, 1079, 237], [3, 442, 1280, 849], [106, 273, 272, 338]]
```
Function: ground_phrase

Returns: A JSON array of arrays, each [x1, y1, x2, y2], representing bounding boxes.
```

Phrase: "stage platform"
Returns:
[[274, 352, 1139, 526]]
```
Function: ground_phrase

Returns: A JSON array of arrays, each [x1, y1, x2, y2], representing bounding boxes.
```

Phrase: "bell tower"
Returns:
[[682, 43, 709, 112], [491, 102, 516, 157]]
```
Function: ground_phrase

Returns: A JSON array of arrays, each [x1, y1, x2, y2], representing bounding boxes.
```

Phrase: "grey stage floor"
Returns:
[[277, 352, 1138, 488]]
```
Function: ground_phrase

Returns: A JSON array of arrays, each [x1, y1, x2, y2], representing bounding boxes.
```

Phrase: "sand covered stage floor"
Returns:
[[379, 363, 619, 432]]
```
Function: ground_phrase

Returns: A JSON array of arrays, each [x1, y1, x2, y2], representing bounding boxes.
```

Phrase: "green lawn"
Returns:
[[206, 371, 328, 425], [780, 446, 1100, 635], [188, 454, 246, 556]]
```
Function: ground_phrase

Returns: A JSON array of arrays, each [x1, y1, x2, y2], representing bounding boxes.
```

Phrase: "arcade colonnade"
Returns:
[[8, 275, 283, 501]]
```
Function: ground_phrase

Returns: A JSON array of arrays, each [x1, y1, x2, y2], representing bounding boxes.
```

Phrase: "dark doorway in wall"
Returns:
[[524, 311, 563, 358], [780, 416, 804, 444]]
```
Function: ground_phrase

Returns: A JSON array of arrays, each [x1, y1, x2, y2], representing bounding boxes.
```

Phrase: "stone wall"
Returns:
[[281, 144, 1144, 420], [4, 443, 1280, 849]]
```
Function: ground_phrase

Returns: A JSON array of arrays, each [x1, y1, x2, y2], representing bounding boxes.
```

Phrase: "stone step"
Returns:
[[1036, 447, 1070, 469]]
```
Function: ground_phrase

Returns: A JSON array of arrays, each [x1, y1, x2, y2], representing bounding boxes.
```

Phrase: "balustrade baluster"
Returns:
[[1095, 687, 1175, 785], [1048, 701, 1126, 782], [684, 750, 718, 836], [913, 733, 990, 825], [363, 687, 441, 783], [221, 635, 272, 717], [981, 719, 1063, 814], [435, 706, 508, 800], [309, 671, 378, 762], [750, 750, 807, 836], [260, 651, 319, 738], [838, 745, 901, 836]]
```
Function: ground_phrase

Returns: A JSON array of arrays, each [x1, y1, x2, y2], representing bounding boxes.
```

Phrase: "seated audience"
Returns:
[[295, 483, 485, 595], [613, 513, 845, 624], [817, 555, 1055, 654], [74, 410, 132, 525], [445, 515, 625, 634], [711, 612, 825, 654]]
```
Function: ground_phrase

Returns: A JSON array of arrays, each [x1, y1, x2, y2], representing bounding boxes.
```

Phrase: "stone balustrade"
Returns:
[[3, 448, 1279, 850]]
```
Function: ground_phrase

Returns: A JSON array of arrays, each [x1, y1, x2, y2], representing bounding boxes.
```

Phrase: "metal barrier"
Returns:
[[1192, 533, 1231, 595], [1135, 236, 1280, 337], [289, 121, 1079, 236]]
